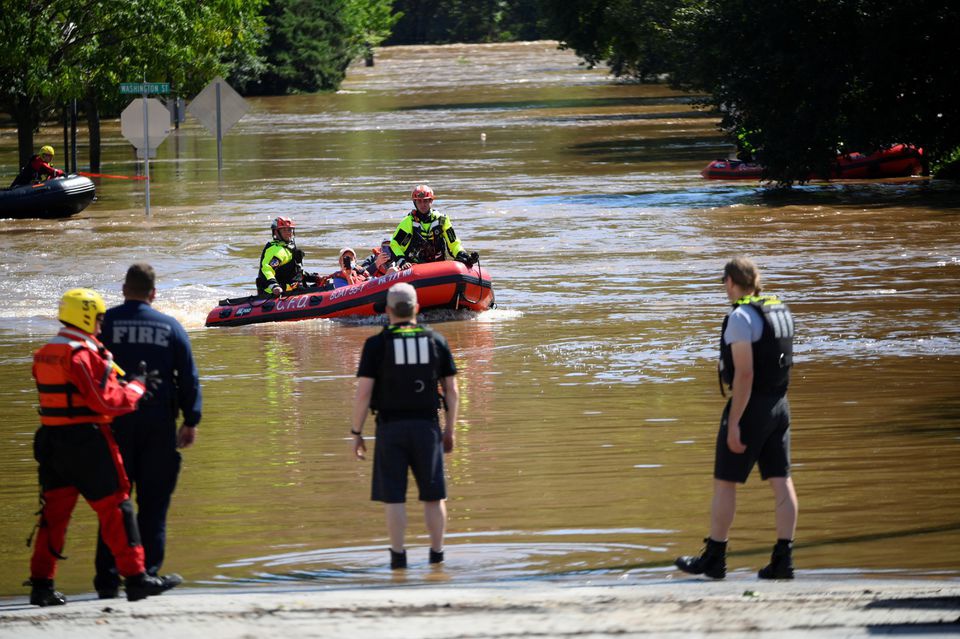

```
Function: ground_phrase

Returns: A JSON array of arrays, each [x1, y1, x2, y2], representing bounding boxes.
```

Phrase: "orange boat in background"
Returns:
[[205, 261, 494, 328], [701, 144, 924, 180]]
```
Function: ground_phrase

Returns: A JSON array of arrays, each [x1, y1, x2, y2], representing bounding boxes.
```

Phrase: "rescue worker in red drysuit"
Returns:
[[10, 145, 65, 188], [27, 288, 180, 606]]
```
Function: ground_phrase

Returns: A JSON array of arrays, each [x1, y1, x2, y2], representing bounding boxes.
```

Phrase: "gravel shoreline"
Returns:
[[2, 576, 959, 638]]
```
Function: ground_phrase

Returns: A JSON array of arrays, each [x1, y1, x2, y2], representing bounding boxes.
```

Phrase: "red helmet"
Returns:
[[271, 216, 296, 240], [411, 184, 434, 202]]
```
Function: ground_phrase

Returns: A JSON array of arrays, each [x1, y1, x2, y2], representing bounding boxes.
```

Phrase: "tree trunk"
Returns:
[[85, 97, 101, 173], [14, 96, 38, 169]]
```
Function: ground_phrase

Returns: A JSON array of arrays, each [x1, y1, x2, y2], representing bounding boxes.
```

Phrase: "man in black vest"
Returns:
[[675, 256, 798, 580], [351, 282, 460, 569]]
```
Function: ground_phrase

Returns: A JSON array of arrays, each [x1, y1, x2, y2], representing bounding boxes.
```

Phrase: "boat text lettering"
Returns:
[[275, 295, 309, 311]]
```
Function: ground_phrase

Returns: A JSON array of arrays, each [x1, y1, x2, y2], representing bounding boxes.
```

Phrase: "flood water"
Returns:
[[0, 42, 958, 598]]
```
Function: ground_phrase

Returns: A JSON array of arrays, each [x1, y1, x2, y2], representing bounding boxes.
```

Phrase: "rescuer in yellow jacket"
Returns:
[[389, 185, 479, 268], [256, 217, 323, 296]]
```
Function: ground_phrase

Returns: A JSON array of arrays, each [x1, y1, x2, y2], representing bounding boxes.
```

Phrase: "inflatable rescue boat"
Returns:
[[701, 144, 923, 180], [0, 175, 96, 218], [206, 260, 494, 328]]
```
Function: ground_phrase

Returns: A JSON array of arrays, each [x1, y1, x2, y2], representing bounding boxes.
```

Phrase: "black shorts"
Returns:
[[714, 394, 791, 484], [372, 417, 446, 503]]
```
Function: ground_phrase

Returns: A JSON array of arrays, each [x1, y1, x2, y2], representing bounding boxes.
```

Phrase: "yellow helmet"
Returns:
[[40, 145, 55, 157], [58, 288, 106, 333]]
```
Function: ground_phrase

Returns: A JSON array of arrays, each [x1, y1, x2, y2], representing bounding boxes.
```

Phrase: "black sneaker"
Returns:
[[758, 541, 794, 580], [97, 587, 120, 600], [125, 572, 182, 602], [28, 579, 66, 607], [390, 549, 407, 570], [429, 549, 444, 564], [675, 538, 727, 579]]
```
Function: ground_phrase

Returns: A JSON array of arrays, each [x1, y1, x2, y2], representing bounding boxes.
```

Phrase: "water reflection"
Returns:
[[0, 42, 959, 598], [213, 527, 675, 587]]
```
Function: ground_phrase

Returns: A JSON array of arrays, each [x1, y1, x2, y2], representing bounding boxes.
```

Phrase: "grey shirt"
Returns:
[[723, 304, 764, 345]]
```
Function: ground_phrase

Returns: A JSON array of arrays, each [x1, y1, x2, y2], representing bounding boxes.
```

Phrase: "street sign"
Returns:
[[120, 82, 170, 95], [188, 77, 248, 137], [121, 99, 170, 150], [187, 77, 249, 172], [121, 98, 171, 217]]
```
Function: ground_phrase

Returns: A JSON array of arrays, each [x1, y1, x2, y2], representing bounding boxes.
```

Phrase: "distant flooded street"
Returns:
[[0, 42, 958, 597]]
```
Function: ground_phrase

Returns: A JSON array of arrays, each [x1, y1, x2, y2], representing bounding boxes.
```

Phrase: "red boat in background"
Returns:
[[701, 144, 924, 180], [205, 260, 494, 328]]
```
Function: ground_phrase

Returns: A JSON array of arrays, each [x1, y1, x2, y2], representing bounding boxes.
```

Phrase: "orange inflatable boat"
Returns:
[[701, 144, 923, 180], [205, 260, 494, 327]]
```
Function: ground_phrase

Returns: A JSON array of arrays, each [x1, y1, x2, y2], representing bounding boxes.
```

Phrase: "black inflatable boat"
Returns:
[[0, 175, 96, 219]]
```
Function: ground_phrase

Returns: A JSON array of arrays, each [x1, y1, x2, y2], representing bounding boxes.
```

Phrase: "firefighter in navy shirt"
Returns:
[[94, 263, 202, 598]]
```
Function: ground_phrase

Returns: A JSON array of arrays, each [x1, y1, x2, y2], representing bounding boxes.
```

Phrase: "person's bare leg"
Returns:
[[769, 476, 798, 539], [385, 503, 407, 552], [423, 500, 446, 552], [709, 479, 738, 541]]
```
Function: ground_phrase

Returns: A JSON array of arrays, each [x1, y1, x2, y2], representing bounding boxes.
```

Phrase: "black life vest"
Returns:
[[11, 155, 45, 187], [407, 211, 447, 263], [255, 241, 303, 292], [719, 295, 794, 396], [371, 324, 442, 417]]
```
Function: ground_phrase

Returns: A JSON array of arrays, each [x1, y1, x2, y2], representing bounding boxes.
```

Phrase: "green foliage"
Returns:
[[244, 0, 398, 95], [0, 0, 265, 161], [540, 0, 683, 79], [539, 0, 960, 182], [387, 0, 547, 45], [672, 0, 960, 182], [0, 0, 264, 106], [931, 146, 960, 180], [346, 0, 402, 49]]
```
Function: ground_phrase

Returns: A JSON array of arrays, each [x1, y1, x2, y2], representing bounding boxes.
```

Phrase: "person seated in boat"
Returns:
[[330, 248, 370, 288], [10, 145, 65, 188], [359, 239, 404, 278], [256, 216, 324, 297], [389, 184, 479, 268]]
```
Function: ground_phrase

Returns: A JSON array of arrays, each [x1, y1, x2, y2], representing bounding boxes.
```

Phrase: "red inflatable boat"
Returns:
[[701, 144, 923, 180], [205, 260, 494, 328]]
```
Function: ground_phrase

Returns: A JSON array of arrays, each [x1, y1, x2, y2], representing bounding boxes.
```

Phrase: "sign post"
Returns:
[[120, 83, 171, 216], [188, 77, 248, 175]]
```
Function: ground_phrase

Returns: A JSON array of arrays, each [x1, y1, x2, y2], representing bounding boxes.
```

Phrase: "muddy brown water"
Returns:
[[0, 42, 958, 597]]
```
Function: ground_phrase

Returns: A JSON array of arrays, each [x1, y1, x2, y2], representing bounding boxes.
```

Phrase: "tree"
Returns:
[[346, 0, 402, 55], [75, 1, 265, 170], [0, 0, 265, 170], [387, 0, 547, 45], [672, 0, 960, 182], [539, 0, 682, 79], [0, 0, 89, 167], [538, 0, 960, 182], [243, 0, 398, 95]]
